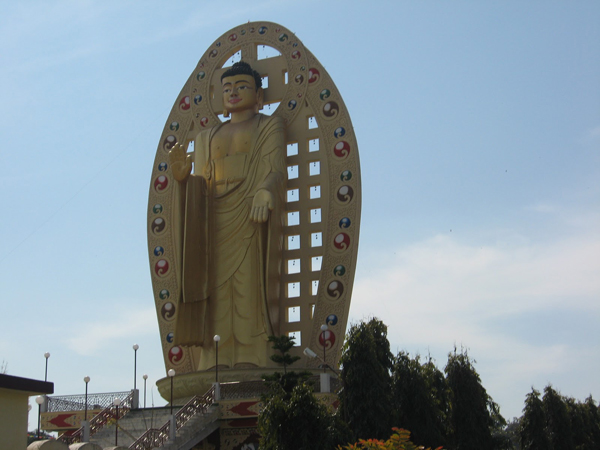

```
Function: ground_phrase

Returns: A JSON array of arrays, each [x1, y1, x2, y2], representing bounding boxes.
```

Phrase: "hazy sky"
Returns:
[[1, 0, 598, 429]]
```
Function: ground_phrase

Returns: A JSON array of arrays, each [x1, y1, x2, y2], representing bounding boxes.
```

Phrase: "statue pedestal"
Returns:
[[156, 368, 326, 403]]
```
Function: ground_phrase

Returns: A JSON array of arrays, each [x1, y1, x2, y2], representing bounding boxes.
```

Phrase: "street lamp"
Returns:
[[320, 324, 328, 373], [83, 376, 90, 421], [113, 398, 121, 446], [132, 344, 139, 392], [43, 352, 50, 382], [35, 395, 44, 439], [213, 335, 221, 384], [143, 374, 148, 408], [167, 369, 175, 415]]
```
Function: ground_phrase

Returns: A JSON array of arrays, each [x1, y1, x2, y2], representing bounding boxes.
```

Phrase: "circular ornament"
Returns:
[[166, 332, 174, 343], [334, 127, 346, 138], [193, 95, 202, 105], [319, 330, 336, 348], [333, 265, 346, 276], [333, 141, 350, 158], [154, 175, 169, 192], [291, 50, 301, 59], [196, 71, 206, 80], [159, 289, 170, 300], [151, 217, 166, 234], [152, 204, 163, 214], [158, 162, 168, 172], [319, 89, 331, 100], [326, 314, 339, 326], [327, 280, 344, 298], [168, 346, 183, 364], [294, 74, 304, 85], [154, 246, 165, 257], [288, 100, 297, 110], [278, 33, 288, 42], [339, 217, 351, 229], [308, 68, 320, 83], [200, 117, 209, 127], [179, 96, 190, 111], [258, 26, 268, 34], [163, 135, 177, 151], [340, 170, 352, 181], [333, 233, 350, 251], [322, 101, 339, 118], [337, 185, 354, 203], [170, 121, 180, 131], [155, 259, 169, 277], [161, 302, 175, 320]]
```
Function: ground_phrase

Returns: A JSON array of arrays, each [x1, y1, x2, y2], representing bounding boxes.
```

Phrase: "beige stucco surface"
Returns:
[[0, 387, 30, 450]]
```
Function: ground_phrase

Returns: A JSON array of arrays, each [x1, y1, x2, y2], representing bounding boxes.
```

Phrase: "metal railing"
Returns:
[[47, 390, 131, 412], [129, 385, 216, 450], [59, 390, 135, 445]]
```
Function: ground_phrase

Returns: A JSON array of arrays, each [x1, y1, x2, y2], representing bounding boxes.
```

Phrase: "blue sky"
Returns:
[[1, 0, 598, 428]]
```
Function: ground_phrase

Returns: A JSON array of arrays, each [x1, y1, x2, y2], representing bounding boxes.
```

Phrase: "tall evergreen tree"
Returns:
[[391, 352, 447, 448], [445, 347, 505, 450], [339, 318, 393, 441], [543, 385, 574, 450], [584, 396, 600, 448], [520, 388, 549, 450]]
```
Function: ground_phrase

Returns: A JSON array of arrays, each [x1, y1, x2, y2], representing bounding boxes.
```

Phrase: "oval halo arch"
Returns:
[[148, 21, 361, 376]]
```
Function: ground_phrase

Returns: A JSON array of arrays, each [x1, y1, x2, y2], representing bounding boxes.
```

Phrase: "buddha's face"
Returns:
[[221, 74, 262, 114]]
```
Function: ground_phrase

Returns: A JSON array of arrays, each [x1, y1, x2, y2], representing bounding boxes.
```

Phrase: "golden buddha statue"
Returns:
[[168, 62, 285, 370]]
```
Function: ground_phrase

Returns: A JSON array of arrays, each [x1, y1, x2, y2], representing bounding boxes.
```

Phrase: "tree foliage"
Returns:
[[445, 346, 506, 450], [542, 385, 574, 450], [520, 388, 549, 450], [263, 335, 310, 393], [391, 352, 448, 449], [339, 318, 394, 441], [258, 383, 344, 450]]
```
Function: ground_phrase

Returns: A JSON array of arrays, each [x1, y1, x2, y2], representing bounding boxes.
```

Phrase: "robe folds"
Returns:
[[173, 114, 285, 370]]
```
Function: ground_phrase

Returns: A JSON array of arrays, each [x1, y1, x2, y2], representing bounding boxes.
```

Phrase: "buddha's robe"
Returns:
[[173, 114, 285, 370]]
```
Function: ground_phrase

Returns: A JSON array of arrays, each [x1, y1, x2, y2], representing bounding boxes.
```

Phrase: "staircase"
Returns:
[[128, 385, 218, 450], [88, 407, 173, 448], [155, 405, 219, 450]]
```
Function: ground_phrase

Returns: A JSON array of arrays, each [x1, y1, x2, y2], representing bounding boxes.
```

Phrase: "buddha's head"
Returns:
[[221, 61, 263, 115]]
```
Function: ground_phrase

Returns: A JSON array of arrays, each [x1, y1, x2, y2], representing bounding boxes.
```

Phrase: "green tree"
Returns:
[[339, 318, 394, 441], [258, 382, 347, 450], [520, 388, 549, 450], [583, 396, 600, 448], [543, 385, 574, 450], [445, 347, 505, 450], [263, 335, 310, 393], [391, 352, 448, 448]]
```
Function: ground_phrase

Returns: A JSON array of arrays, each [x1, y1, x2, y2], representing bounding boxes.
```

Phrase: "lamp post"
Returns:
[[320, 324, 328, 373], [213, 335, 221, 383], [43, 352, 50, 381], [83, 376, 90, 421], [167, 369, 176, 441], [167, 369, 175, 414], [132, 344, 139, 391], [113, 398, 121, 446], [35, 395, 44, 439], [38, 351, 50, 440], [143, 374, 148, 408]]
